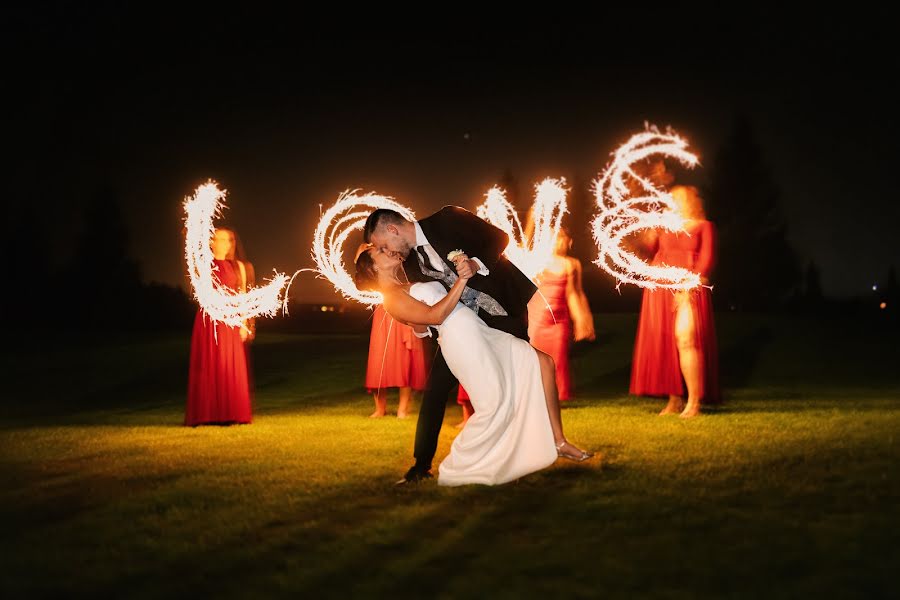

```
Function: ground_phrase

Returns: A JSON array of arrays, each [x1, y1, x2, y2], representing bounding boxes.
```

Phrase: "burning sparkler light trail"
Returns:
[[310, 190, 416, 306], [184, 181, 290, 330], [475, 178, 568, 281], [591, 126, 702, 290]]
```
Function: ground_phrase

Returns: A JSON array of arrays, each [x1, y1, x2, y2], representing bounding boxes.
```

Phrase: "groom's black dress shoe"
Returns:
[[395, 466, 433, 486]]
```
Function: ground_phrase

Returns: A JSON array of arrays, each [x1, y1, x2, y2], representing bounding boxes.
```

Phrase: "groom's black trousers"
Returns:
[[413, 311, 529, 472]]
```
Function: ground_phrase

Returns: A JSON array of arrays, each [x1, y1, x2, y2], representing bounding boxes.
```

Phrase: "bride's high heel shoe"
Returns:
[[556, 440, 594, 462]]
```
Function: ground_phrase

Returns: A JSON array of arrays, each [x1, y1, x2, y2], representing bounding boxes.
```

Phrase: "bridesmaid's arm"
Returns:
[[236, 260, 252, 341], [695, 221, 716, 283], [646, 229, 661, 257], [566, 258, 596, 341], [627, 228, 659, 260]]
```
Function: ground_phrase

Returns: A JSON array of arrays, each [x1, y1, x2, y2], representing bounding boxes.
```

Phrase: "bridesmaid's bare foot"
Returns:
[[680, 401, 701, 418], [659, 396, 685, 416], [397, 411, 410, 419], [369, 410, 386, 418], [456, 403, 473, 428]]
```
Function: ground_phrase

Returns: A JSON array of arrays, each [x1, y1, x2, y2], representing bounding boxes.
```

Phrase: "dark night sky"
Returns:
[[7, 5, 899, 303]]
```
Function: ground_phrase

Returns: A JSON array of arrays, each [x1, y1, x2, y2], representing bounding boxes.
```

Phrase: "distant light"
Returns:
[[320, 306, 328, 312], [873, 285, 878, 291], [463, 132, 471, 140], [880, 302, 887, 310]]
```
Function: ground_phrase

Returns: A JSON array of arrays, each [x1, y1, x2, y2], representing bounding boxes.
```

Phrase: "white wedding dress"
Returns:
[[410, 281, 557, 486]]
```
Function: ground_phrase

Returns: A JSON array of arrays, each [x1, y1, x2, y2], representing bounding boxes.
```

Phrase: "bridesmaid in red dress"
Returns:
[[458, 228, 595, 421], [528, 228, 596, 402], [365, 304, 428, 418], [185, 228, 253, 426], [630, 185, 721, 417]]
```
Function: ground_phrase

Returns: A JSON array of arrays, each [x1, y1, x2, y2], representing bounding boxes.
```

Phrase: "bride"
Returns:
[[355, 244, 593, 486]]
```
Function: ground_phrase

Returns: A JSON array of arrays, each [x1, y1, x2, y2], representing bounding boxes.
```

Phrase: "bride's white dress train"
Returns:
[[410, 281, 557, 486]]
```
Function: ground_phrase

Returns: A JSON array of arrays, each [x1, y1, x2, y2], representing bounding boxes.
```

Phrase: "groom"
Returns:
[[364, 206, 537, 484]]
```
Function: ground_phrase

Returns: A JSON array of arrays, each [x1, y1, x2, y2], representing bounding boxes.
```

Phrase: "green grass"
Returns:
[[2, 315, 898, 598]]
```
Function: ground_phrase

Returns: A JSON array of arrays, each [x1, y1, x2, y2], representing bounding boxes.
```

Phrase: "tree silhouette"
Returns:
[[804, 261, 825, 311], [66, 187, 143, 329], [706, 116, 801, 311]]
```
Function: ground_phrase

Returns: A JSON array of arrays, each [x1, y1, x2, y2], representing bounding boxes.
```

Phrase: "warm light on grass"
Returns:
[[2, 316, 898, 596]]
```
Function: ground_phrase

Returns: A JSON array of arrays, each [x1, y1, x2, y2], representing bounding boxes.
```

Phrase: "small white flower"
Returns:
[[447, 249, 465, 262]]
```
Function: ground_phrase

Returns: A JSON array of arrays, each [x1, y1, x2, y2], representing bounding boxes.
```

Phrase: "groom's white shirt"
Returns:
[[413, 221, 489, 275], [412, 220, 488, 339]]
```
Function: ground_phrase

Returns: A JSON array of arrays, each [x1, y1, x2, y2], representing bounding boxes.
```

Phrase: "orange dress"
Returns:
[[630, 221, 721, 403], [186, 259, 252, 425], [528, 269, 573, 400], [365, 305, 428, 392]]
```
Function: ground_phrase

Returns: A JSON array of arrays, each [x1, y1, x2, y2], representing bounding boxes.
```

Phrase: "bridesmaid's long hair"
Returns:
[[221, 227, 248, 263], [223, 228, 256, 287]]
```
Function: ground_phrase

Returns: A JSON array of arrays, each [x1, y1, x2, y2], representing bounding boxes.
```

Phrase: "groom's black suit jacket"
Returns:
[[403, 206, 537, 472], [402, 206, 537, 333]]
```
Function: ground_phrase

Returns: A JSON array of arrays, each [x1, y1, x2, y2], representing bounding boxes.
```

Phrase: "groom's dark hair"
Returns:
[[364, 209, 407, 243]]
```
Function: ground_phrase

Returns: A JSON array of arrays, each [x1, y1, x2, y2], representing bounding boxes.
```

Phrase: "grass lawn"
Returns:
[[2, 314, 898, 598]]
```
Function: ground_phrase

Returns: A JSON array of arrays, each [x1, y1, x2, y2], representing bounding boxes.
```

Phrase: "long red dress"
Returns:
[[186, 259, 253, 426], [528, 269, 573, 401], [365, 305, 428, 392], [630, 221, 721, 404]]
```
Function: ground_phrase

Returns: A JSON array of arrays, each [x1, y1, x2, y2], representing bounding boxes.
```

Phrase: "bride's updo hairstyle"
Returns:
[[354, 247, 380, 293]]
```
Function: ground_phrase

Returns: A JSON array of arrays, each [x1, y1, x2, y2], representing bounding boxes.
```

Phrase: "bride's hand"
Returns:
[[453, 254, 474, 280]]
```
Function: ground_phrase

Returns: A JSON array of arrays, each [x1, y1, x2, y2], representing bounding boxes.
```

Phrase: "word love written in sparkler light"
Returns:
[[591, 125, 702, 290], [183, 181, 290, 330], [475, 178, 568, 281], [310, 190, 416, 306]]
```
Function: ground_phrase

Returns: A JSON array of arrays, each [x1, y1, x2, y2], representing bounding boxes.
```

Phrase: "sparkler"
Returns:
[[591, 125, 702, 290], [183, 181, 290, 330], [475, 178, 568, 280], [309, 190, 416, 306]]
